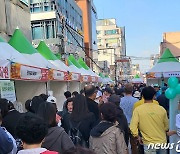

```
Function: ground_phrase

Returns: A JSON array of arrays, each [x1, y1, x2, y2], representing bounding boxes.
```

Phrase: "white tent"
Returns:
[[147, 48, 180, 85]]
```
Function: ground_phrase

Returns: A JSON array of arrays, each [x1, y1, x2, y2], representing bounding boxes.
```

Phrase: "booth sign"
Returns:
[[11, 63, 49, 81], [0, 81, 16, 102], [0, 60, 10, 79]]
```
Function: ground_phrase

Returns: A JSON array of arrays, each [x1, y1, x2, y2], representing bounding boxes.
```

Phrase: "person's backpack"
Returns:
[[68, 121, 88, 147]]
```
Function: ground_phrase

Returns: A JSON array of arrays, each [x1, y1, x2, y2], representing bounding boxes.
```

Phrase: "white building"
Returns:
[[93, 19, 126, 79]]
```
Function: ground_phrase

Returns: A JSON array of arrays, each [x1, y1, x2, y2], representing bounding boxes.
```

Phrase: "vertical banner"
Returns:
[[0, 60, 10, 79], [0, 81, 16, 102]]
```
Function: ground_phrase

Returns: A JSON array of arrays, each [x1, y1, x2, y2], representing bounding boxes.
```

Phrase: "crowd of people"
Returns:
[[0, 81, 178, 154]]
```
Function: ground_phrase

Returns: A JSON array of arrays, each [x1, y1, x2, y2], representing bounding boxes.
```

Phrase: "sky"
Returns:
[[94, 0, 180, 72]]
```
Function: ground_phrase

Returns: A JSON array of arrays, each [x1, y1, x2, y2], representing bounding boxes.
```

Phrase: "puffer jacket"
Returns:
[[89, 121, 128, 154]]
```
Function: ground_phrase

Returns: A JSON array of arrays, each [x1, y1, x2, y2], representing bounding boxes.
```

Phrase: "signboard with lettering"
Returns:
[[81, 75, 91, 82], [71, 73, 80, 81], [11, 63, 49, 81], [20, 0, 29, 6], [0, 60, 10, 79], [0, 81, 16, 102], [53, 70, 65, 81]]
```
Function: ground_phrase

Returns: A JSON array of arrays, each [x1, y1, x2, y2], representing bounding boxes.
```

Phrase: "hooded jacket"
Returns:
[[42, 126, 74, 153], [90, 121, 128, 154]]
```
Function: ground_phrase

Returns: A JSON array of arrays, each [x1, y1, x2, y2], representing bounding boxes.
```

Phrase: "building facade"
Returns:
[[160, 32, 180, 57], [94, 18, 126, 79], [75, 0, 98, 68], [131, 64, 140, 77], [0, 0, 31, 40], [30, 0, 85, 59], [150, 54, 160, 68]]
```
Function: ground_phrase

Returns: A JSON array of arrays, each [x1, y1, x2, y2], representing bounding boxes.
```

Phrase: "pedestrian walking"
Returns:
[[66, 94, 96, 147], [89, 103, 128, 154], [84, 85, 100, 122], [130, 86, 169, 154], [37, 102, 75, 153], [16, 112, 58, 154]]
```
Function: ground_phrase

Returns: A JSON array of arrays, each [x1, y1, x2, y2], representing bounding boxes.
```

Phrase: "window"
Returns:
[[32, 25, 43, 40], [97, 30, 101, 35], [105, 29, 118, 35], [31, 20, 56, 40]]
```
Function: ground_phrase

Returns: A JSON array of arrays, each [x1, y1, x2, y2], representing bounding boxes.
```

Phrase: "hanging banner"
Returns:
[[146, 72, 180, 79], [53, 70, 67, 81], [80, 75, 91, 82], [0, 81, 16, 102], [0, 60, 10, 79], [68, 72, 80, 81], [11, 63, 49, 81], [92, 76, 98, 82]]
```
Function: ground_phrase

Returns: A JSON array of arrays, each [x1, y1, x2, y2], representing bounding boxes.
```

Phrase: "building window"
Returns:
[[97, 30, 101, 35], [30, 0, 54, 13], [32, 20, 56, 40], [32, 24, 43, 40], [105, 29, 118, 35]]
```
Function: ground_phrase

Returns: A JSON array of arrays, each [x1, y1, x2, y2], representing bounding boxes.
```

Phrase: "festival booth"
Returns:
[[8, 29, 59, 106], [77, 58, 99, 89], [67, 55, 92, 93], [36, 41, 80, 110], [146, 49, 180, 86], [132, 74, 144, 84]]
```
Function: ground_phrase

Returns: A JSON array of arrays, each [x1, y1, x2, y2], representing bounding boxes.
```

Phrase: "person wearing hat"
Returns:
[[154, 84, 161, 100], [157, 86, 169, 117], [108, 94, 129, 146], [95, 90, 103, 107], [133, 91, 141, 100]]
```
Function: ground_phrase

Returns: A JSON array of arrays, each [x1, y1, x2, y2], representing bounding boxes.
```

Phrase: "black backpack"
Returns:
[[68, 121, 88, 147]]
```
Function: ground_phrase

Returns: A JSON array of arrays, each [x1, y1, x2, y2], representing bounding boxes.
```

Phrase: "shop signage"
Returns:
[[71, 73, 80, 81], [0, 81, 16, 102], [53, 70, 65, 81], [0, 60, 10, 79]]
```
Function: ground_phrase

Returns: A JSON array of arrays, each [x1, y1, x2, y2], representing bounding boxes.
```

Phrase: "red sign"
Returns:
[[11, 63, 48, 81], [0, 60, 10, 79]]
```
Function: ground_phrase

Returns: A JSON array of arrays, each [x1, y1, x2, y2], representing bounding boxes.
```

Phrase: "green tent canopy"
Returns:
[[134, 74, 140, 78], [78, 58, 89, 70], [55, 53, 61, 60], [8, 29, 37, 54], [36, 41, 58, 60], [99, 72, 105, 78], [68, 55, 82, 68], [158, 48, 178, 63], [0, 37, 6, 42]]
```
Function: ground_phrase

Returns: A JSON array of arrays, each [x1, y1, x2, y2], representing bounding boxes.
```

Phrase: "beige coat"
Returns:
[[89, 125, 128, 154]]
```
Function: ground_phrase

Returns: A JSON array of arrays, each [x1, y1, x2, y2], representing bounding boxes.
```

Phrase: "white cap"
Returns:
[[96, 90, 102, 98], [47, 96, 57, 104]]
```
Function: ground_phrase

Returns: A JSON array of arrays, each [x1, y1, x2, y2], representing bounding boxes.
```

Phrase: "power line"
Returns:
[[53, 0, 102, 70]]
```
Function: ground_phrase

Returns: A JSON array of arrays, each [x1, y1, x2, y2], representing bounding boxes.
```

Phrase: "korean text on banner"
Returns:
[[0, 60, 10, 79], [0, 81, 16, 102]]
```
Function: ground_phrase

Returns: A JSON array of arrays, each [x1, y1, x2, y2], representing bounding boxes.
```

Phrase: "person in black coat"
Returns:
[[157, 87, 169, 117], [65, 94, 96, 147], [61, 97, 74, 133], [84, 85, 100, 122], [108, 94, 129, 146], [1, 100, 22, 139]]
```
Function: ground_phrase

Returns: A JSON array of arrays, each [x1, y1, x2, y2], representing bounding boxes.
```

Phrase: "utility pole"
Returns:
[[61, 17, 66, 61]]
